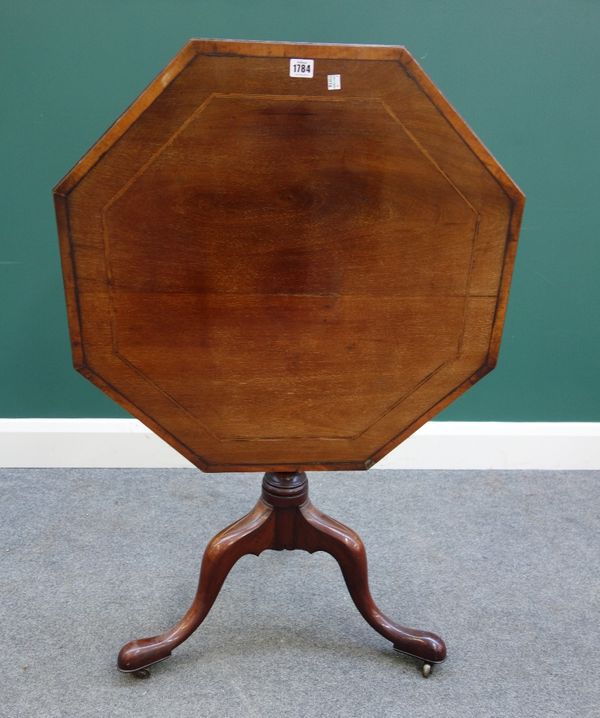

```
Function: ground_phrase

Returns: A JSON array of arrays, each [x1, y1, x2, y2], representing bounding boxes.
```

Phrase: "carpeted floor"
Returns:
[[1, 469, 598, 717]]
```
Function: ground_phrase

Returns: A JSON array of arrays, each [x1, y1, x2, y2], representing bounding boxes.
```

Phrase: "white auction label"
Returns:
[[327, 74, 341, 91], [289, 58, 314, 78]]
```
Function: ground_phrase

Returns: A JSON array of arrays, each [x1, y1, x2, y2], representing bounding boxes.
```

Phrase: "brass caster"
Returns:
[[132, 668, 151, 679], [421, 663, 432, 678]]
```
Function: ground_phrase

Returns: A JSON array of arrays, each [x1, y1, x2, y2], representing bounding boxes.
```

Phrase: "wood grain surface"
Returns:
[[54, 39, 525, 471]]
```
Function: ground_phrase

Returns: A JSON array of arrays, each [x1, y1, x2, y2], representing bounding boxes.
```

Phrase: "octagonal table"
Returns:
[[54, 39, 524, 678]]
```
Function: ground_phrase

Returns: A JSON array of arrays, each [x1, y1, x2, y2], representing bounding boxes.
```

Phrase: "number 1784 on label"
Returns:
[[289, 58, 314, 78]]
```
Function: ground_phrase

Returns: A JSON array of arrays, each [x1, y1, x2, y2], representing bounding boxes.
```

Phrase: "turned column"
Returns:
[[118, 472, 445, 678]]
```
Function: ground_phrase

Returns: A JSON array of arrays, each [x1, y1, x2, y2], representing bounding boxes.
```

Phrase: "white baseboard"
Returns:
[[0, 419, 598, 470]]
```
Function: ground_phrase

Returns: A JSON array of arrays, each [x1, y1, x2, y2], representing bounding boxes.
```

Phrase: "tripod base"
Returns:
[[118, 472, 446, 677]]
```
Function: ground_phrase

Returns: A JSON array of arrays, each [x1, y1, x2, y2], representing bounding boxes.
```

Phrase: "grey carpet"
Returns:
[[1, 469, 599, 718]]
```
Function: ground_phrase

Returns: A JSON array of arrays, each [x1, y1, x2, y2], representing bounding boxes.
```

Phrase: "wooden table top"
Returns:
[[54, 39, 524, 472]]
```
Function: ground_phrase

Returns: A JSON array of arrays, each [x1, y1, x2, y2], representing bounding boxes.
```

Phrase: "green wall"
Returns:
[[2, 1, 599, 420]]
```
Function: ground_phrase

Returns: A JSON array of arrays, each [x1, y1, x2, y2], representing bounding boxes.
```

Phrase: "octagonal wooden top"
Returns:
[[54, 39, 524, 472]]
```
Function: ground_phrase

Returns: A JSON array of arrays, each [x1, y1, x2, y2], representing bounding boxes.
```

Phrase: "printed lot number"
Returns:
[[289, 58, 314, 78]]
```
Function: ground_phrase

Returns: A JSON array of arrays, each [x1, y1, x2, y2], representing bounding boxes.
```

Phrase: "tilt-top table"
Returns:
[[53, 39, 524, 678]]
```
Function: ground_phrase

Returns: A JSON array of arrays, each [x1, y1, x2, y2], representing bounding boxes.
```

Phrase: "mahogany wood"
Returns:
[[54, 39, 524, 472], [53, 40, 525, 677], [118, 472, 446, 673]]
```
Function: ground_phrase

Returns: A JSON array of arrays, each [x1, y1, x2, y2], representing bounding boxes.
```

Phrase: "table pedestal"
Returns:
[[118, 472, 446, 678]]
